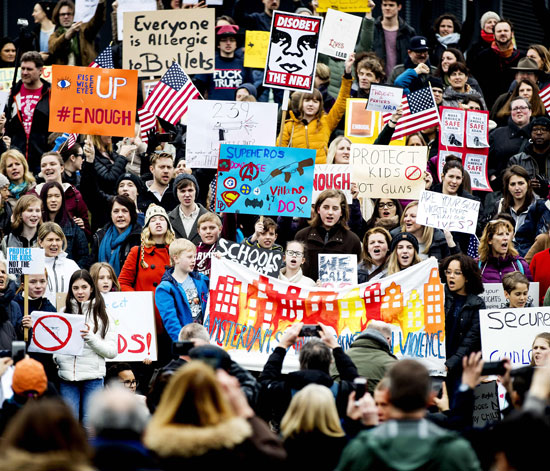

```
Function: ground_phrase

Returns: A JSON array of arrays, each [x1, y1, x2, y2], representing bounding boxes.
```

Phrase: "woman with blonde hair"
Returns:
[[0, 149, 36, 207], [478, 219, 532, 283], [143, 361, 285, 470], [386, 232, 422, 276], [281, 384, 347, 471]]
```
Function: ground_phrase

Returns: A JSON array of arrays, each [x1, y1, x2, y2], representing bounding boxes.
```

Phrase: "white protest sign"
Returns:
[[313, 164, 352, 203], [366, 84, 403, 113], [104, 291, 157, 362], [318, 254, 357, 288], [0, 91, 9, 113], [437, 151, 462, 181], [473, 381, 501, 429], [466, 110, 489, 148], [416, 190, 480, 234], [216, 238, 283, 277], [464, 153, 491, 191], [350, 144, 428, 199], [74, 0, 99, 23], [479, 306, 550, 367], [318, 9, 362, 60], [441, 107, 465, 147], [7, 248, 45, 275], [186, 101, 278, 168], [481, 283, 539, 310], [118, 0, 157, 41], [28, 312, 85, 356]]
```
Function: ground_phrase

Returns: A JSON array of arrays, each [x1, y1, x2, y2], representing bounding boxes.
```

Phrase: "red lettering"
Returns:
[[73, 107, 82, 123], [118, 334, 127, 354], [128, 334, 146, 353]]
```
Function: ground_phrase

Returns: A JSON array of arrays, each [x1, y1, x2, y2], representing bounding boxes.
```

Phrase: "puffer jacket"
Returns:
[[54, 299, 117, 382], [44, 252, 80, 308], [279, 76, 352, 164], [478, 254, 532, 283]]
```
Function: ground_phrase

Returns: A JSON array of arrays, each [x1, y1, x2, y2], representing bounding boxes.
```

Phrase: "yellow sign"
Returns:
[[244, 30, 270, 69], [318, 0, 371, 13], [0, 66, 53, 91]]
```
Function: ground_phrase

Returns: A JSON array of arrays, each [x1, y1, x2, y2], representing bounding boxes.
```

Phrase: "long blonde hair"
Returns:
[[400, 202, 433, 255], [386, 243, 421, 275], [140, 221, 175, 269], [478, 219, 517, 263], [280, 384, 345, 439]]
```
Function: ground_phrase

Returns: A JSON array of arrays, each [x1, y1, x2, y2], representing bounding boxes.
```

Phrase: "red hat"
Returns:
[[215, 24, 240, 37], [12, 358, 47, 396]]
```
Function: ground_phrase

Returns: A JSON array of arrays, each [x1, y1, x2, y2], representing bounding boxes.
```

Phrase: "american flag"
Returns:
[[142, 62, 200, 125], [137, 107, 157, 144], [383, 87, 440, 140], [467, 234, 480, 259], [540, 83, 550, 113], [89, 45, 114, 69]]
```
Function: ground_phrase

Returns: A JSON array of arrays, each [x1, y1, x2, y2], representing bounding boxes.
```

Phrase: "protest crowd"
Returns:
[[1, 0, 550, 470]]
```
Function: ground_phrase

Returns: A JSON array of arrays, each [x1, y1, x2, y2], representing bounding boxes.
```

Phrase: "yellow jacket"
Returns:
[[278, 76, 352, 163]]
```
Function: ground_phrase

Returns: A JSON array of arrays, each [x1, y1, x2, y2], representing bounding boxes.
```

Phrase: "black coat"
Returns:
[[88, 223, 142, 270], [488, 117, 531, 179], [284, 432, 348, 471], [372, 17, 416, 71]]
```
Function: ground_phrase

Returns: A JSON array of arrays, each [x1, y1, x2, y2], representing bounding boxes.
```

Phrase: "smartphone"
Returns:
[[354, 377, 368, 400], [171, 341, 195, 357], [12, 341, 26, 364], [298, 325, 321, 337], [481, 360, 506, 376]]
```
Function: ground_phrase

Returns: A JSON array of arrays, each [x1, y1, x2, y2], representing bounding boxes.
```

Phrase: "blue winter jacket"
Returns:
[[515, 199, 550, 257], [155, 268, 210, 342]]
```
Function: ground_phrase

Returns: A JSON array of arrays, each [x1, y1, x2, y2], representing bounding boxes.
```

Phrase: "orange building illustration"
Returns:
[[399, 289, 424, 336], [423, 268, 445, 336], [380, 282, 404, 325]]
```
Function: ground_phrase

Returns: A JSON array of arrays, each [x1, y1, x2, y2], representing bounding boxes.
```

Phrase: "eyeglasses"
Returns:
[[378, 202, 395, 209], [122, 379, 138, 388], [511, 106, 529, 112], [445, 270, 463, 277], [286, 250, 303, 257]]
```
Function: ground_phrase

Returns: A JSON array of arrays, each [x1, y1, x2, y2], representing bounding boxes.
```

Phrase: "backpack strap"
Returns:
[[515, 259, 525, 274]]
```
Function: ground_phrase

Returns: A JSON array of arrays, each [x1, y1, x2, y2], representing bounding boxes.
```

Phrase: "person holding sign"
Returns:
[[279, 54, 355, 164], [386, 232, 421, 275], [1, 195, 42, 257], [55, 269, 116, 423]]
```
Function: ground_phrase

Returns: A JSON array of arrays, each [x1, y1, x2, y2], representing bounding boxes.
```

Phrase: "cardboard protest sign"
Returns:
[[318, 254, 357, 288], [263, 11, 322, 92], [473, 381, 501, 429], [318, 0, 371, 12], [216, 238, 283, 277], [74, 0, 99, 23], [350, 144, 428, 199], [216, 144, 315, 217], [186, 101, 278, 168], [7, 248, 45, 275], [318, 9, 362, 60], [205, 257, 446, 374], [481, 283, 539, 310], [479, 306, 550, 367], [313, 164, 352, 204], [104, 292, 157, 362], [0, 66, 52, 91], [117, 0, 157, 41], [49, 65, 137, 137], [416, 190, 480, 235], [123, 8, 215, 76], [29, 312, 85, 356], [244, 31, 270, 68], [366, 84, 403, 113]]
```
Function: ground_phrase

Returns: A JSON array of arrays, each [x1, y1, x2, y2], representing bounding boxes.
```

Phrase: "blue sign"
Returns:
[[216, 144, 316, 217]]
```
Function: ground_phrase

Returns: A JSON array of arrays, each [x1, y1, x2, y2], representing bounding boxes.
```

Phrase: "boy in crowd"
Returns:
[[195, 212, 223, 278], [244, 217, 283, 252], [155, 239, 209, 342]]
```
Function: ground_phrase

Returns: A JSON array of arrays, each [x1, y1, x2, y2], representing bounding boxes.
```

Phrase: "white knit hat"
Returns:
[[144, 204, 173, 232], [480, 11, 500, 30]]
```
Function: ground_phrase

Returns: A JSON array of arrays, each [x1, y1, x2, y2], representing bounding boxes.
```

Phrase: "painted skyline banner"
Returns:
[[205, 257, 447, 374], [215, 144, 315, 217]]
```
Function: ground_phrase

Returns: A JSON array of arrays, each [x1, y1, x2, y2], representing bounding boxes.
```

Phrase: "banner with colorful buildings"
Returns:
[[205, 257, 446, 375]]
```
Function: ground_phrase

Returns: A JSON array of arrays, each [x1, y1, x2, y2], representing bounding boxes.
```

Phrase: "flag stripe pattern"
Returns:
[[383, 87, 440, 140], [540, 84, 550, 113], [138, 107, 157, 144], [89, 45, 114, 69]]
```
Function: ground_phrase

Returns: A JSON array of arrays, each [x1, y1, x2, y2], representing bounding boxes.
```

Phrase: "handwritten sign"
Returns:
[[186, 101, 278, 168], [350, 144, 427, 199], [216, 238, 283, 277], [104, 291, 157, 362], [0, 66, 52, 91], [318, 0, 371, 12], [318, 9, 362, 60], [7, 248, 45, 275], [481, 283, 539, 310], [49, 65, 137, 137], [263, 11, 322, 92], [416, 190, 480, 235], [313, 164, 352, 203], [216, 144, 315, 217], [473, 381, 501, 429], [74, 0, 99, 23], [318, 254, 357, 288], [479, 306, 550, 367], [29, 312, 85, 356], [244, 31, 270, 68], [123, 8, 215, 76], [117, 0, 157, 41], [366, 84, 403, 113]]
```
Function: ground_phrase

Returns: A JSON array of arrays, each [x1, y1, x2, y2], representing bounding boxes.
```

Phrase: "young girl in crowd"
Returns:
[[503, 272, 531, 308], [365, 198, 403, 233], [279, 241, 316, 287], [530, 333, 550, 366], [38, 222, 80, 308], [478, 219, 532, 283], [90, 262, 120, 294], [55, 270, 117, 423], [387, 233, 421, 275], [1, 195, 42, 255], [0, 253, 22, 338], [296, 190, 361, 281], [358, 227, 391, 283]]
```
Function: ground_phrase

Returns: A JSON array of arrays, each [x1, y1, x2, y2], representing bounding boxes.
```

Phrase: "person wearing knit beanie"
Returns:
[[388, 232, 421, 275], [12, 357, 48, 397], [480, 11, 500, 32]]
